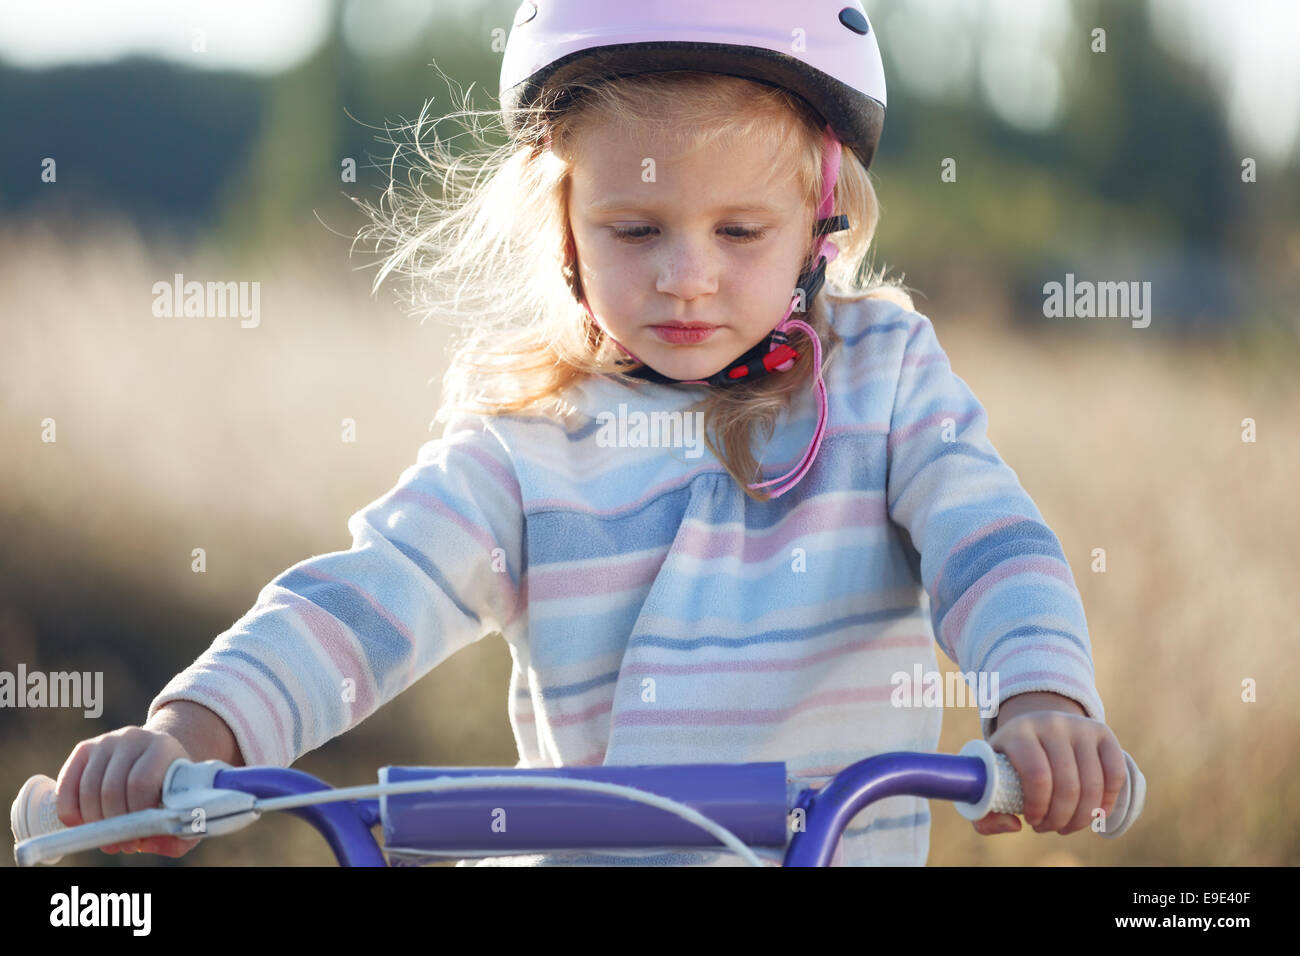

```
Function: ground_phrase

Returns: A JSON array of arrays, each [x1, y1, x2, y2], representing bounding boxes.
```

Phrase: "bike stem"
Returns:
[[783, 753, 987, 866], [212, 767, 387, 867]]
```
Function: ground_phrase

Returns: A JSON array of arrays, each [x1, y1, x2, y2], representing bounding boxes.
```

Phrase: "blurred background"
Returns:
[[1, 0, 1296, 867]]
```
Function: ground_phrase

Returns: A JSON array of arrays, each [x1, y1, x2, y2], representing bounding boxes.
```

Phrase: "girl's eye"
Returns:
[[721, 225, 767, 242], [608, 225, 768, 243], [609, 225, 656, 241]]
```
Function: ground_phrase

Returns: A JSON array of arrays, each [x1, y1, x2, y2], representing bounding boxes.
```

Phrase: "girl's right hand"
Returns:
[[55, 726, 203, 857]]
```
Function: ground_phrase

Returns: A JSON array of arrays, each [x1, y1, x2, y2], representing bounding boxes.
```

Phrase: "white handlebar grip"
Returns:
[[11, 775, 67, 864], [986, 751, 1025, 815], [955, 739, 1022, 820]]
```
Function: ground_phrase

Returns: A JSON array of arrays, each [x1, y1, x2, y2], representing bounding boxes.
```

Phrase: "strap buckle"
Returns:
[[815, 213, 850, 237]]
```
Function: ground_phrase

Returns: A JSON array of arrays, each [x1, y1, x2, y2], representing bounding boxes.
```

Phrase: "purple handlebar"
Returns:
[[212, 752, 990, 867]]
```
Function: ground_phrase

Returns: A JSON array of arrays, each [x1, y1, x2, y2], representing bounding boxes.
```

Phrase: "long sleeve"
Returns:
[[884, 313, 1105, 740], [146, 413, 525, 768]]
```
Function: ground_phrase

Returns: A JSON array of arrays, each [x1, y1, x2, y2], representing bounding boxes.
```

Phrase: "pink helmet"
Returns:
[[498, 1, 889, 499], [499, 0, 886, 173]]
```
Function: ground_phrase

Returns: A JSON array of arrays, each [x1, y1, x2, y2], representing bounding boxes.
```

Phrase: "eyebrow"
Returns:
[[586, 199, 783, 216]]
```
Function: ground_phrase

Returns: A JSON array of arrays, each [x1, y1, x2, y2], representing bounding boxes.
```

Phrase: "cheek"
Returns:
[[575, 231, 627, 280], [736, 242, 805, 292], [592, 241, 632, 274]]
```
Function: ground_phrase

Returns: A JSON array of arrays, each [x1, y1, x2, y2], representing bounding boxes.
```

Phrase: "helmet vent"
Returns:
[[514, 1, 538, 28], [837, 7, 871, 36]]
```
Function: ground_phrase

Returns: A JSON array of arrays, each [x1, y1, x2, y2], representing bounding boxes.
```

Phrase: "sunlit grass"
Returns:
[[2, 221, 1295, 866]]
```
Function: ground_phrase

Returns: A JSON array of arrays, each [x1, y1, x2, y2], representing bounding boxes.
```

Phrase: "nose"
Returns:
[[655, 237, 719, 301]]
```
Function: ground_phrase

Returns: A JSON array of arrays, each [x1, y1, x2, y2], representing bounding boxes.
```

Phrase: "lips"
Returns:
[[651, 325, 718, 344], [653, 321, 717, 330]]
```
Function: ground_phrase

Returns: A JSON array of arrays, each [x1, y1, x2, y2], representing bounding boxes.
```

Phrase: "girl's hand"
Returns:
[[973, 706, 1128, 837], [55, 726, 203, 858]]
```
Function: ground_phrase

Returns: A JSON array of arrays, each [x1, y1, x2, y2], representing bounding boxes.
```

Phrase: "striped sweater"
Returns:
[[147, 294, 1106, 866]]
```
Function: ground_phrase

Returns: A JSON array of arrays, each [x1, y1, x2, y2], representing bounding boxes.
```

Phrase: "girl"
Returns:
[[55, 0, 1135, 866]]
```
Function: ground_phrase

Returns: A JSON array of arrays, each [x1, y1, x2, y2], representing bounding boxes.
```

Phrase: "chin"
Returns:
[[638, 333, 735, 381], [642, 351, 727, 382]]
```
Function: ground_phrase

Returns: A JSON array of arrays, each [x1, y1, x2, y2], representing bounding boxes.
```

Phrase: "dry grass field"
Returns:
[[2, 221, 1296, 866]]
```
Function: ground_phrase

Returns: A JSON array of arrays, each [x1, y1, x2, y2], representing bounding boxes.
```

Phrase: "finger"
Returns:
[[104, 837, 146, 853], [55, 738, 98, 827], [154, 836, 201, 858], [1097, 734, 1128, 821], [972, 812, 1021, 835], [1065, 739, 1104, 834], [124, 739, 174, 814], [100, 735, 151, 821], [1036, 729, 1080, 833], [77, 743, 113, 826], [137, 835, 190, 857], [125, 741, 193, 856], [1001, 736, 1052, 828]]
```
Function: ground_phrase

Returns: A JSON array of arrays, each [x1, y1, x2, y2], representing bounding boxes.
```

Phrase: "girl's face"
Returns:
[[567, 120, 814, 382]]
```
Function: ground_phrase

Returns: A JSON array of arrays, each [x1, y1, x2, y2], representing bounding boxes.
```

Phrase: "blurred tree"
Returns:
[[0, 0, 1292, 330], [1063, 0, 1237, 250], [211, 0, 353, 262], [0, 59, 264, 235]]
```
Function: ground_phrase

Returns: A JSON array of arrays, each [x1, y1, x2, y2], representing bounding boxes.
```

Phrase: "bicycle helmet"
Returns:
[[499, 1, 888, 498]]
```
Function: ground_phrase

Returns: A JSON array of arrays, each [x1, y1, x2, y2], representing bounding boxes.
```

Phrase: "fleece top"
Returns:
[[147, 294, 1106, 866]]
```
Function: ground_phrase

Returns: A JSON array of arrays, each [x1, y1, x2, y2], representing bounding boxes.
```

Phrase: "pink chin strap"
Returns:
[[580, 124, 843, 499]]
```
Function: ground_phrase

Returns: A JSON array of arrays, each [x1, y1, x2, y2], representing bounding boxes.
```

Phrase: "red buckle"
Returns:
[[761, 344, 800, 372]]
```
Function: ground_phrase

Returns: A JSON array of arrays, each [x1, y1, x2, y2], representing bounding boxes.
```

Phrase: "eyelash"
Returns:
[[609, 225, 768, 244]]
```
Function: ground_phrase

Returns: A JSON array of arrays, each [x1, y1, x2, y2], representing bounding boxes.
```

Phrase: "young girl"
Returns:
[[55, 0, 1136, 866]]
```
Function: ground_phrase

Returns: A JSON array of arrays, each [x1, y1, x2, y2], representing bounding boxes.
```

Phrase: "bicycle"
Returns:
[[11, 739, 1146, 867]]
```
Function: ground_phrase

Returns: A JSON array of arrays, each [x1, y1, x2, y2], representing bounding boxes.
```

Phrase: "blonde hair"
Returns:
[[354, 70, 915, 501]]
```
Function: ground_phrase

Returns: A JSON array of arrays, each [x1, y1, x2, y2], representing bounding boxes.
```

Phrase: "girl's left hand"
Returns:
[[973, 710, 1129, 837]]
